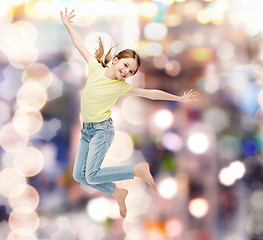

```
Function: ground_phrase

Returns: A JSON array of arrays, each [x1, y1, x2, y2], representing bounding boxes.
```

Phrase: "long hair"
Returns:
[[94, 37, 141, 73]]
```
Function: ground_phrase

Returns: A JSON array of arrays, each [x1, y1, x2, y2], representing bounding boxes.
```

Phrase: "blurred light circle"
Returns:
[[85, 32, 115, 57], [218, 135, 241, 160], [25, 0, 51, 20], [156, 0, 175, 5], [169, 41, 185, 55], [153, 109, 174, 129], [153, 54, 168, 69], [9, 207, 39, 233], [8, 45, 38, 69], [17, 82, 47, 111], [22, 63, 52, 89], [0, 100, 11, 124], [139, 2, 158, 18], [108, 199, 120, 219], [204, 108, 230, 133], [144, 23, 167, 41], [13, 147, 44, 177], [145, 43, 163, 56], [79, 225, 105, 240], [196, 9, 210, 24], [107, 131, 134, 161], [121, 96, 146, 125], [187, 133, 209, 154], [12, 109, 43, 136], [188, 47, 214, 63], [216, 42, 235, 61], [218, 167, 236, 186], [164, 14, 182, 27], [0, 24, 25, 53], [242, 140, 258, 157], [251, 191, 263, 210], [162, 132, 183, 151], [86, 198, 110, 222], [0, 123, 28, 152], [188, 198, 209, 218], [165, 218, 183, 237], [0, 168, 26, 197], [223, 233, 244, 240], [7, 229, 37, 240], [0, 2, 13, 30], [229, 161, 246, 180], [15, 21, 38, 46], [165, 60, 181, 76], [158, 177, 178, 199], [9, 184, 40, 210]]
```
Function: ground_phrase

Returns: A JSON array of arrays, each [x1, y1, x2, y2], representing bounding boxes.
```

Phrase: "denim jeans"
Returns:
[[73, 118, 134, 195]]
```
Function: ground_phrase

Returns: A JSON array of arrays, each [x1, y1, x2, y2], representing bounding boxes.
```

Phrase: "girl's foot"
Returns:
[[112, 187, 128, 218], [134, 162, 156, 191]]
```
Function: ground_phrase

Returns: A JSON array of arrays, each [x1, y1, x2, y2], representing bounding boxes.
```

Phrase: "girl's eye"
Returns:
[[129, 70, 133, 74], [124, 64, 128, 67]]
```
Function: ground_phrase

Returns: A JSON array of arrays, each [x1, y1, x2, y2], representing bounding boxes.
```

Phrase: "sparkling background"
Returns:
[[0, 0, 263, 239]]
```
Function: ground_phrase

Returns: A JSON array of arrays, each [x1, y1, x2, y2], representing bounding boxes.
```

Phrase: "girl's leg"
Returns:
[[85, 128, 134, 186], [73, 129, 117, 195]]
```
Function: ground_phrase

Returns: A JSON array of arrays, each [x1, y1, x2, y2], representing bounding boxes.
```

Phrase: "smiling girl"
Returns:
[[60, 7, 199, 218]]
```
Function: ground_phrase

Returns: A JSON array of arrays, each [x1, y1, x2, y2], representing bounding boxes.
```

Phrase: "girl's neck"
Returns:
[[104, 65, 117, 80]]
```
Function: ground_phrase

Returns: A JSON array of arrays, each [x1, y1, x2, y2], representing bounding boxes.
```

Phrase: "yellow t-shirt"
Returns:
[[81, 57, 133, 123]]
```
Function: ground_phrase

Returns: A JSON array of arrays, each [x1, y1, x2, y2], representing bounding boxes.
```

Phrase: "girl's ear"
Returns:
[[112, 57, 118, 65]]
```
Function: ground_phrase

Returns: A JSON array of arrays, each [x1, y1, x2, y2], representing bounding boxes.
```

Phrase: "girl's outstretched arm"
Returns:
[[60, 7, 92, 62], [127, 87, 200, 102]]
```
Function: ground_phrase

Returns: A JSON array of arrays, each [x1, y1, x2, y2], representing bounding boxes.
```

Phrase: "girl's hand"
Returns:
[[181, 89, 200, 102], [60, 7, 75, 26]]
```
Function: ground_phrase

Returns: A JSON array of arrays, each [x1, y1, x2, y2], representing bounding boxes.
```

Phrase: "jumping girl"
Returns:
[[60, 8, 199, 218]]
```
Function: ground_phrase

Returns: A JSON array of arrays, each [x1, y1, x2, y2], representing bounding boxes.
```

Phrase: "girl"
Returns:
[[60, 8, 199, 218]]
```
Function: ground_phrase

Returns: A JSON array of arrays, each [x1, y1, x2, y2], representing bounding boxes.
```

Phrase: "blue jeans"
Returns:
[[73, 118, 134, 195]]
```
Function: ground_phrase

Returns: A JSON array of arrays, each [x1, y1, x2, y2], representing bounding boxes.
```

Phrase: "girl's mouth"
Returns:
[[120, 70, 126, 78]]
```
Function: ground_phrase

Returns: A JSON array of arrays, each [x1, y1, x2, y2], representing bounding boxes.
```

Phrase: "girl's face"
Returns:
[[113, 57, 138, 80]]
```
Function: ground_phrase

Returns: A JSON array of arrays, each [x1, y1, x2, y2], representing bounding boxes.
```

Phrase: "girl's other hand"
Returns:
[[181, 89, 200, 102], [60, 7, 75, 26]]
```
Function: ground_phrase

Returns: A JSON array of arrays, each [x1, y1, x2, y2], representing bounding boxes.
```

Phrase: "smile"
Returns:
[[120, 70, 126, 78]]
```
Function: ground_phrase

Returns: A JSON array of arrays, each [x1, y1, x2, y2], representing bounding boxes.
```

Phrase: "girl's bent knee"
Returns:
[[73, 171, 82, 183]]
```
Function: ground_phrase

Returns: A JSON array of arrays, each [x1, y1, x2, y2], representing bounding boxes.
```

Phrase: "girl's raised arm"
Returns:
[[60, 7, 92, 63]]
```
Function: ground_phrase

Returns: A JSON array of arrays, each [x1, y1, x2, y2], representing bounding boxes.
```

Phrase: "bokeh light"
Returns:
[[229, 161, 246, 180], [13, 146, 44, 177], [16, 82, 47, 111], [86, 197, 110, 222], [7, 229, 37, 240], [0, 1, 262, 239], [12, 109, 43, 136], [139, 2, 158, 18], [144, 23, 168, 41], [158, 177, 178, 199], [187, 132, 209, 154], [165, 218, 183, 238], [152, 109, 174, 129], [8, 184, 40, 210], [107, 131, 134, 162], [0, 168, 27, 197], [162, 132, 183, 151], [218, 167, 236, 187], [0, 123, 28, 152], [22, 63, 52, 89], [25, 0, 52, 20], [188, 198, 209, 218], [121, 96, 146, 125], [9, 207, 40, 233]]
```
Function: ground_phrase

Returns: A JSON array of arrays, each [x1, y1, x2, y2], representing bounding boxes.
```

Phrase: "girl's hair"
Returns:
[[94, 37, 141, 74]]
